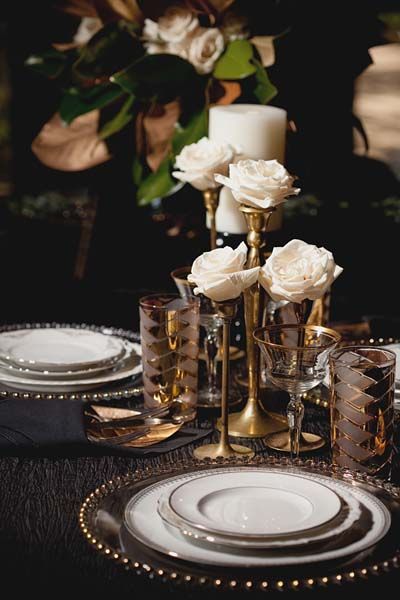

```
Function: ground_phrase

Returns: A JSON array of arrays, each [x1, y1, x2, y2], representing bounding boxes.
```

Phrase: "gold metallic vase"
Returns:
[[194, 298, 254, 460], [219, 205, 286, 438], [203, 188, 219, 250]]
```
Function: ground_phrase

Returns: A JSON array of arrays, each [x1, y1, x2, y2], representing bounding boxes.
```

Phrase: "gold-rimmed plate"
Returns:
[[79, 457, 400, 592]]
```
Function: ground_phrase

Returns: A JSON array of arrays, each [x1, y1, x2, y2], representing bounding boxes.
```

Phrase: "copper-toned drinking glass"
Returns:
[[139, 294, 200, 409], [330, 346, 395, 477]]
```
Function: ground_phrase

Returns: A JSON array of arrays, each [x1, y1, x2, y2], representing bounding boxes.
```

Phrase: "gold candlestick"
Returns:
[[219, 205, 286, 438], [203, 188, 219, 250], [194, 298, 254, 460]]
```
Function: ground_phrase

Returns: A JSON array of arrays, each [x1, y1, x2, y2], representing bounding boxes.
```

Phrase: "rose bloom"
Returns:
[[143, 6, 199, 45], [215, 159, 300, 210], [259, 239, 343, 303], [188, 27, 225, 74], [173, 137, 238, 191], [189, 242, 259, 302]]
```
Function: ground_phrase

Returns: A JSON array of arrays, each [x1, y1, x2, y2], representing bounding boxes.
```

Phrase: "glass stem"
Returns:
[[204, 329, 218, 396], [287, 394, 305, 458]]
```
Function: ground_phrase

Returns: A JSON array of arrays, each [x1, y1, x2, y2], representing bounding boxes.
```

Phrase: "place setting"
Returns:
[[76, 149, 399, 592]]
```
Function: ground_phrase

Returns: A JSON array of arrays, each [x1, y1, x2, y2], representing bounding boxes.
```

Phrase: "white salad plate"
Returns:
[[124, 467, 391, 568], [167, 471, 342, 538], [0, 342, 142, 392], [0, 328, 126, 372], [156, 475, 360, 549]]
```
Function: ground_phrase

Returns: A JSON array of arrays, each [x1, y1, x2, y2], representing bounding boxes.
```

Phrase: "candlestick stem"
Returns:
[[219, 205, 287, 438], [193, 299, 254, 460], [203, 188, 219, 250]]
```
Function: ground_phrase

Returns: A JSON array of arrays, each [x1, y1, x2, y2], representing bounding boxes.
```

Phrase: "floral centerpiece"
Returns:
[[27, 0, 288, 206]]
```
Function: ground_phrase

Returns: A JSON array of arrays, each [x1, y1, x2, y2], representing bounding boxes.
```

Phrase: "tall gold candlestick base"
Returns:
[[193, 298, 254, 460], [218, 399, 286, 438], [220, 205, 287, 439], [203, 188, 219, 250]]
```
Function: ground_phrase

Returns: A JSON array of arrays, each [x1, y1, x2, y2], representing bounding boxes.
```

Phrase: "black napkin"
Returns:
[[0, 397, 212, 456]]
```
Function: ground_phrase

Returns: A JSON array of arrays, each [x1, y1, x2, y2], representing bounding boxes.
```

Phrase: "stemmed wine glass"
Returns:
[[171, 267, 240, 407], [254, 324, 341, 457]]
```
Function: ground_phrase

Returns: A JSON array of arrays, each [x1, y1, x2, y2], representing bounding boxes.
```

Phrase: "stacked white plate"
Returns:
[[0, 327, 142, 392], [124, 466, 391, 568]]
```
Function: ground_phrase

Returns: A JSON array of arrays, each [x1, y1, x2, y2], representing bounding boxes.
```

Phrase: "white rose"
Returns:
[[73, 17, 102, 45], [188, 242, 259, 302], [215, 159, 300, 209], [259, 239, 343, 303], [187, 27, 224, 74], [158, 6, 199, 43], [142, 18, 160, 43], [172, 137, 238, 191]]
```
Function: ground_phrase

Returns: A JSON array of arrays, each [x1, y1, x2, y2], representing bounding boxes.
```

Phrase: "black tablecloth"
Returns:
[[1, 401, 399, 598], [0, 288, 399, 597]]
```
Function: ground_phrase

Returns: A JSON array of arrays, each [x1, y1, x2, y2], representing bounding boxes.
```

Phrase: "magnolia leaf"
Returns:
[[72, 20, 144, 81], [252, 58, 277, 104], [112, 53, 198, 103], [59, 83, 123, 125], [137, 158, 175, 206], [213, 40, 256, 80], [172, 109, 208, 156], [98, 95, 134, 140], [25, 49, 69, 79]]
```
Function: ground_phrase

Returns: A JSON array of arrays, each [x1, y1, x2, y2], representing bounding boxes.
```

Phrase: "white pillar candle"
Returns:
[[209, 104, 287, 234]]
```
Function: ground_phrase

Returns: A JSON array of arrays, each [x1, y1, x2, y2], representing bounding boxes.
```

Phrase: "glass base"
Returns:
[[197, 386, 242, 409], [264, 431, 325, 453]]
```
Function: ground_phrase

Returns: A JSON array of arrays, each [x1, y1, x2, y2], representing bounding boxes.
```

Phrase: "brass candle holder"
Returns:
[[203, 188, 219, 250], [193, 297, 254, 460], [218, 205, 286, 438]]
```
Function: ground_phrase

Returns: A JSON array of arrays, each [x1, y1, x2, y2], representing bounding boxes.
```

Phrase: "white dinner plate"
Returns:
[[157, 479, 360, 549], [168, 471, 341, 538], [0, 340, 135, 381], [0, 343, 142, 391], [124, 467, 391, 568], [0, 328, 126, 372]]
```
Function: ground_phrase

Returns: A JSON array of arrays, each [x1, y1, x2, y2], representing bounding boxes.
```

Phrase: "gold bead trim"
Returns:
[[79, 456, 400, 591]]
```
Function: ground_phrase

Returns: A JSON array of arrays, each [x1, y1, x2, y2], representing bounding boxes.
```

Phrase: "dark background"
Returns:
[[1, 0, 399, 324]]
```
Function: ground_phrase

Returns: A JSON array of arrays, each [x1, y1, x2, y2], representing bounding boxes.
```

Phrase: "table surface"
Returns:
[[1, 398, 399, 598], [0, 290, 399, 597]]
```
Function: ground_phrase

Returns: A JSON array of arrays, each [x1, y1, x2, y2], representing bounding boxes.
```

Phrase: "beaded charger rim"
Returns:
[[79, 456, 400, 592], [0, 322, 141, 401]]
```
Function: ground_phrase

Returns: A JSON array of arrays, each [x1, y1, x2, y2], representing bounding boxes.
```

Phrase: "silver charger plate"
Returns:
[[79, 457, 400, 591], [0, 323, 142, 401], [124, 467, 390, 568]]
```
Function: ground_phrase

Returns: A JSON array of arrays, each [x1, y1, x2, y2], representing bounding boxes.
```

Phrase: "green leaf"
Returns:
[[213, 40, 256, 80], [132, 155, 144, 186], [112, 53, 198, 103], [25, 49, 69, 79], [59, 83, 123, 125], [252, 59, 277, 104], [72, 20, 144, 82], [137, 159, 175, 206], [172, 109, 208, 156], [98, 95, 134, 140]]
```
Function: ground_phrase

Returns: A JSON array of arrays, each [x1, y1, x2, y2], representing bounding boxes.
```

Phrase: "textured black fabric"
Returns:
[[0, 406, 399, 597], [0, 397, 87, 449]]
